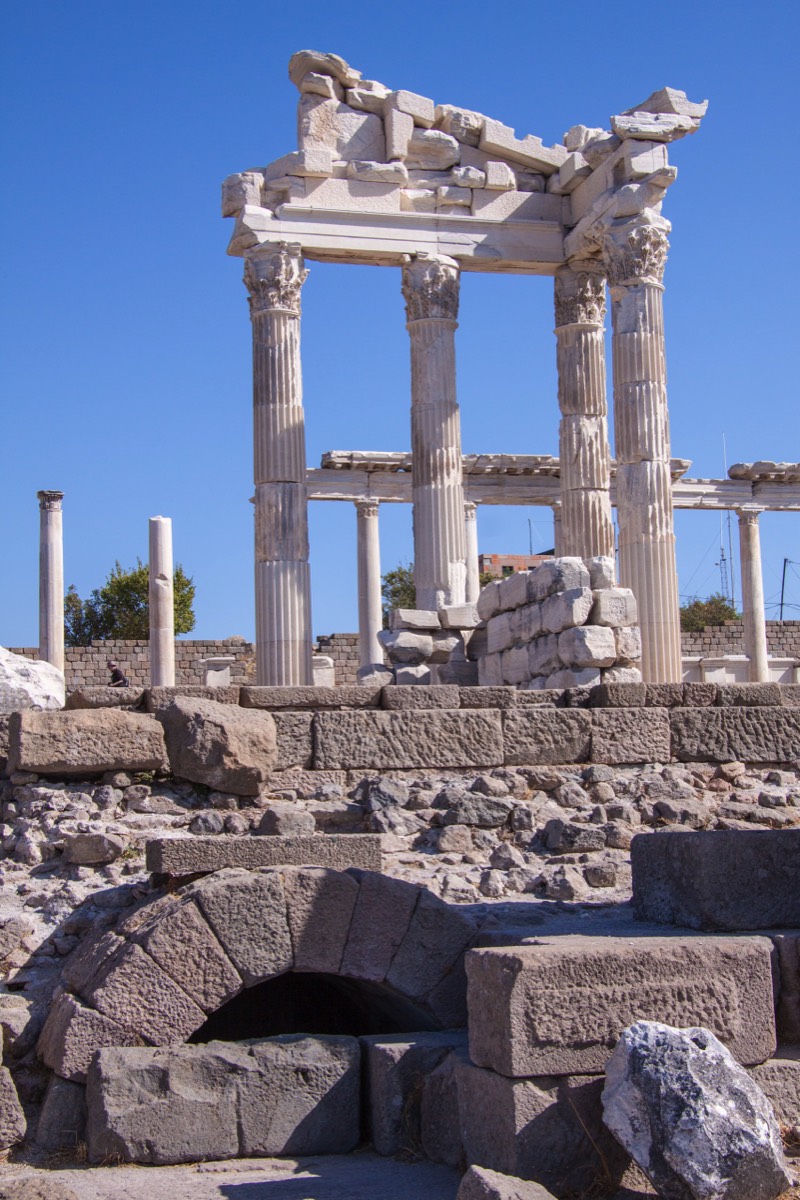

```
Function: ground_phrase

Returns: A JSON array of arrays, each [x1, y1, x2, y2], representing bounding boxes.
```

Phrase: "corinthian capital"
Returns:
[[37, 490, 64, 511], [554, 264, 606, 327], [402, 253, 460, 322], [356, 498, 379, 519], [604, 222, 669, 286], [244, 242, 308, 316]]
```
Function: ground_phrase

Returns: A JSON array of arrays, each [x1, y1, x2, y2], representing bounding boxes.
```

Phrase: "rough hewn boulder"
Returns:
[[0, 646, 64, 712], [456, 1166, 557, 1200], [602, 1021, 791, 1200], [156, 697, 277, 795], [7, 708, 167, 776], [0, 1040, 26, 1150]]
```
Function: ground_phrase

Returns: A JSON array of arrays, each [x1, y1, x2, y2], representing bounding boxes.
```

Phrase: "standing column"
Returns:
[[37, 490, 64, 673], [605, 222, 681, 682], [551, 500, 563, 557], [737, 509, 769, 682], [464, 501, 480, 604], [356, 499, 383, 669], [149, 516, 175, 687], [244, 242, 313, 685], [553, 262, 614, 558], [402, 252, 467, 611]]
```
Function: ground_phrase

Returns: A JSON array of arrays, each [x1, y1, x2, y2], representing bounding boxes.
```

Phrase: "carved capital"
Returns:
[[736, 508, 763, 527], [356, 499, 379, 519], [605, 224, 669, 286], [464, 500, 477, 521], [37, 490, 64, 512], [244, 243, 308, 316], [402, 253, 459, 322], [554, 265, 606, 327]]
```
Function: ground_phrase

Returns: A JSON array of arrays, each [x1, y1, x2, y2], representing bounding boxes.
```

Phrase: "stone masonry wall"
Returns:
[[681, 620, 800, 659]]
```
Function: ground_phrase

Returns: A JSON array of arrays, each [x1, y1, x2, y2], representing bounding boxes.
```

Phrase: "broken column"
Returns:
[[464, 501, 480, 604], [551, 500, 563, 557], [244, 242, 313, 685], [37, 490, 65, 674], [553, 263, 614, 560], [605, 223, 681, 683], [737, 508, 769, 682], [356, 499, 383, 671], [402, 252, 467, 611], [148, 516, 175, 687]]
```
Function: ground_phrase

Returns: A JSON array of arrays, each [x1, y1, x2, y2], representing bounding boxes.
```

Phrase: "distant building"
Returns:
[[479, 551, 554, 579]]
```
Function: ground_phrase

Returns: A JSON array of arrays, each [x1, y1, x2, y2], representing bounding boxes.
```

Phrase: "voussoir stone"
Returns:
[[466, 935, 776, 1076], [83, 940, 206, 1044], [340, 870, 420, 983], [157, 697, 277, 795], [7, 708, 167, 776], [38, 992, 144, 1083], [283, 866, 359, 974], [314, 710, 503, 770], [456, 1165, 557, 1200], [190, 868, 293, 986]]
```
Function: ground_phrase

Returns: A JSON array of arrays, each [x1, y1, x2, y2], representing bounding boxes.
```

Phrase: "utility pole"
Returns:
[[780, 557, 789, 622]]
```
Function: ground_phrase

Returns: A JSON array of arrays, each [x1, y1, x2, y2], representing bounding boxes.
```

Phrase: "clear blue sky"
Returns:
[[2, 0, 799, 646]]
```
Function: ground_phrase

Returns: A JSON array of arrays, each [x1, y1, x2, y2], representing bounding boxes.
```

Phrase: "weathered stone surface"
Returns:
[[145, 686, 241, 711], [340, 871, 419, 983], [503, 709, 591, 766], [0, 1180, 79, 1200], [66, 687, 145, 710], [459, 687, 518, 709], [557, 625, 616, 668], [314, 710, 503, 770], [362, 1031, 467, 1156], [192, 868, 293, 986], [86, 1035, 360, 1164], [0, 1065, 26, 1150], [420, 1046, 468, 1168], [389, 609, 440, 631], [671, 706, 800, 763], [257, 803, 316, 836], [283, 866, 359, 974], [62, 831, 126, 865], [590, 683, 648, 708], [35, 1076, 87, 1151], [0, 646, 64, 712], [632, 828, 800, 930], [385, 890, 476, 1019], [529, 558, 590, 601], [83, 941, 206, 1044], [603, 1021, 790, 1200], [591, 708, 671, 764], [240, 685, 381, 709], [129, 897, 242, 1013], [7, 709, 166, 776], [590, 587, 637, 627], [540, 588, 593, 634], [466, 936, 776, 1076], [378, 630, 433, 665], [715, 683, 784, 707], [749, 1054, 800, 1126], [272, 710, 313, 770], [157, 698, 277, 795], [38, 992, 144, 1083], [146, 834, 381, 876], [381, 685, 460, 710], [456, 1166, 557, 1200]]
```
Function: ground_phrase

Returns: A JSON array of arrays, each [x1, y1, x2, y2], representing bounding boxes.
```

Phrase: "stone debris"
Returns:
[[0, 647, 65, 714], [602, 1020, 791, 1199], [156, 697, 277, 795]]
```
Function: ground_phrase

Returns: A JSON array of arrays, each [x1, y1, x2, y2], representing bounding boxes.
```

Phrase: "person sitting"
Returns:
[[107, 659, 129, 687]]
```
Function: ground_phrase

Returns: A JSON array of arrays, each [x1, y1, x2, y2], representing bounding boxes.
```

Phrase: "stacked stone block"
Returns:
[[377, 606, 480, 685], [473, 557, 642, 690], [681, 619, 800, 660]]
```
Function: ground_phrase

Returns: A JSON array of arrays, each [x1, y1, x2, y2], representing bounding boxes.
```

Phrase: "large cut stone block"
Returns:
[[66, 687, 145, 710], [361, 1031, 467, 1156], [38, 992, 144, 1082], [340, 871, 420, 983], [749, 1054, 800, 1126], [146, 834, 382, 877], [129, 897, 242, 1013], [36, 1075, 87, 1151], [457, 1166, 557, 1200], [191, 868, 293, 986], [385, 890, 477, 1021], [145, 685, 241, 710], [466, 936, 776, 1076], [156, 697, 276, 795], [421, 1046, 469, 1168], [240, 685, 382, 709], [283, 867, 359, 974], [631, 828, 800, 930], [591, 708, 671, 764], [272, 710, 313, 769], [671, 706, 800, 763], [503, 709, 591, 765], [7, 709, 166, 776], [0, 1064, 26, 1151], [314, 710, 503, 770], [381, 685, 460, 710], [83, 941, 206, 1044]]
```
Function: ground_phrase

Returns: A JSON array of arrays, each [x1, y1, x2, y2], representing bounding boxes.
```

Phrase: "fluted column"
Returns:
[[464, 501, 480, 604], [551, 500, 564, 558], [149, 515, 175, 686], [245, 242, 313, 685], [37, 490, 64, 673], [737, 509, 769, 682], [605, 222, 681, 683], [402, 252, 467, 611], [356, 499, 383, 669], [553, 263, 614, 559]]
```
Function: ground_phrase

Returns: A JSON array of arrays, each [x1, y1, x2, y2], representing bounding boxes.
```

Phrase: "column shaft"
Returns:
[[37, 490, 64, 673], [356, 500, 383, 669], [553, 265, 614, 559], [552, 501, 563, 558], [738, 510, 769, 682], [149, 516, 175, 687], [403, 254, 466, 611], [245, 243, 313, 685], [464, 501, 480, 604], [606, 224, 682, 683]]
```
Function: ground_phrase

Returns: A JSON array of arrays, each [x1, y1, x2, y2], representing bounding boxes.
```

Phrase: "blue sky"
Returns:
[[2, 0, 799, 646]]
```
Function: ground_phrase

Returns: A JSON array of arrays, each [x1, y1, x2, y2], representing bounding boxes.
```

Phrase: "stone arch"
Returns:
[[38, 866, 479, 1083]]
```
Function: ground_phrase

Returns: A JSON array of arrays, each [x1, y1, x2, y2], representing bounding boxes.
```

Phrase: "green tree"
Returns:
[[679, 592, 741, 633], [64, 560, 196, 646]]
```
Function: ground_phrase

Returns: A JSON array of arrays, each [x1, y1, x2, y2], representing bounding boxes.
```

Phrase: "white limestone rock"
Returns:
[[298, 95, 385, 162], [221, 171, 264, 217], [602, 666, 643, 684], [509, 602, 542, 645], [602, 1021, 791, 1200], [436, 186, 471, 208], [545, 667, 602, 690], [434, 104, 485, 147], [400, 188, 436, 213], [557, 625, 617, 669], [611, 112, 700, 142], [388, 609, 440, 632], [299, 72, 344, 101], [586, 556, 616, 589], [346, 160, 408, 184], [591, 588, 638, 628], [528, 634, 560, 678], [479, 118, 567, 175], [497, 571, 533, 612], [386, 90, 435, 129], [288, 50, 361, 90], [625, 87, 708, 120], [406, 129, 460, 170], [502, 646, 530, 686], [486, 613, 514, 655], [478, 654, 503, 687], [563, 124, 606, 153], [356, 664, 394, 688], [476, 582, 501, 622], [440, 604, 480, 630], [0, 647, 65, 712], [451, 166, 485, 188], [377, 631, 433, 665], [529, 558, 591, 601], [540, 588, 593, 635], [615, 625, 642, 663]]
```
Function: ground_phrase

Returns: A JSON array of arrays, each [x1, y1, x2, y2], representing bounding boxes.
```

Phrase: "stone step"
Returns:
[[145, 833, 382, 877]]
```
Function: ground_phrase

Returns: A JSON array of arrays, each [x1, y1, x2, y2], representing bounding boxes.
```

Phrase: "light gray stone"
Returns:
[[527, 634, 560, 678], [388, 608, 440, 631], [7, 708, 166, 776], [529, 558, 590, 601], [282, 866, 359, 974], [540, 588, 593, 634], [38, 993, 144, 1083], [145, 834, 381, 876], [362, 1032, 467, 1156], [503, 709, 591, 766], [314, 710, 503, 770], [557, 625, 617, 668], [378, 630, 434, 665], [0, 645, 64, 712], [192, 868, 293, 986], [156, 698, 277, 795], [544, 667, 601, 690], [591, 708, 671, 765], [590, 587, 638, 628], [508, 603, 542, 645], [477, 582, 501, 622]]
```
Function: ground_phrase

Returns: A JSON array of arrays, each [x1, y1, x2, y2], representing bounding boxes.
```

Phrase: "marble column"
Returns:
[[356, 499, 383, 669], [553, 263, 614, 559], [148, 516, 175, 687], [464, 500, 480, 604], [402, 252, 467, 611], [551, 500, 563, 558], [605, 222, 682, 683], [737, 508, 769, 682], [244, 242, 313, 685], [37, 490, 64, 673]]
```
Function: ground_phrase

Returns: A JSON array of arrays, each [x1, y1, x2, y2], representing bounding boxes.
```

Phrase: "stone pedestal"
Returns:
[[37, 490, 64, 673], [245, 242, 313, 685], [464, 501, 480, 604], [148, 516, 175, 687], [402, 253, 467, 611], [553, 264, 614, 559], [356, 499, 383, 670], [606, 223, 681, 683], [737, 509, 769, 682]]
